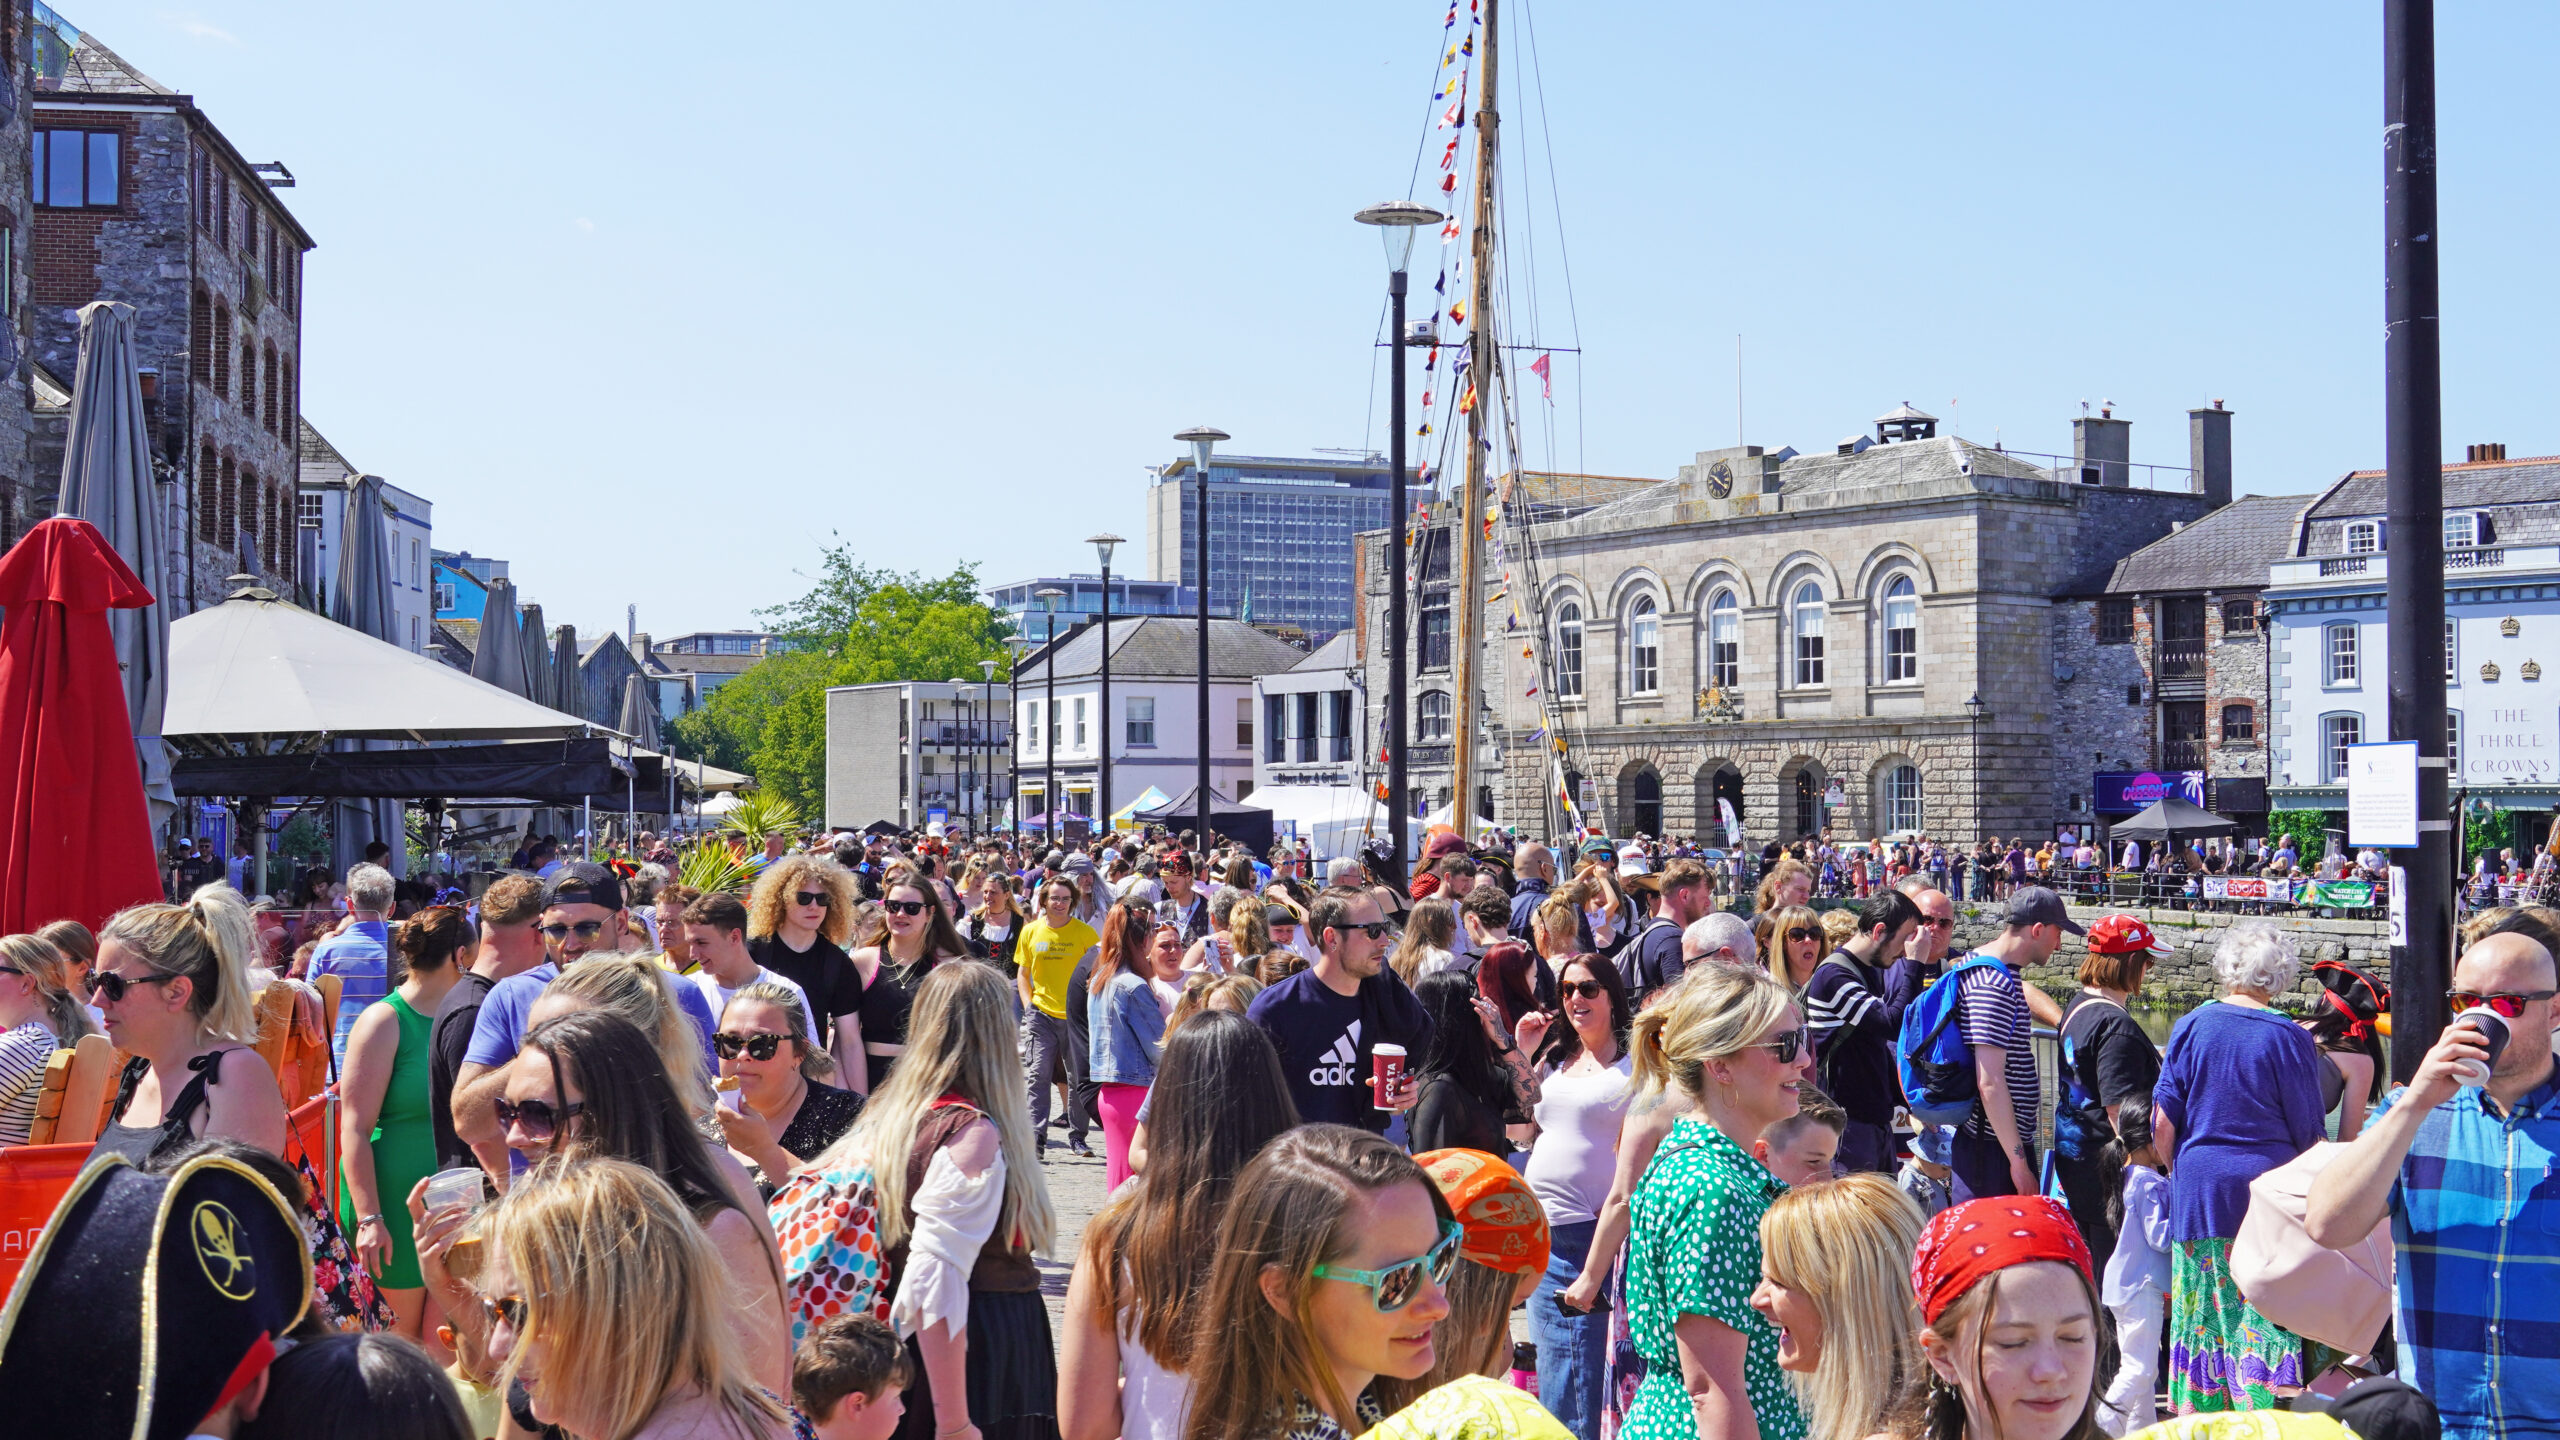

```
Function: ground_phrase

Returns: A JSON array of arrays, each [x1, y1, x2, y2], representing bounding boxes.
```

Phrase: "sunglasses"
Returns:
[[881, 899, 927, 917], [714, 1031, 786, 1061], [494, 1097, 585, 1138], [2448, 988, 2557, 1019], [87, 969, 177, 1003], [537, 921, 606, 942], [1337, 921, 1391, 941], [1921, 915, 1954, 929], [1312, 1219, 1462, 1312], [793, 891, 831, 908], [1749, 1026, 1812, 1065], [1561, 979, 1610, 1000], [481, 1294, 528, 1332], [1785, 927, 1822, 944]]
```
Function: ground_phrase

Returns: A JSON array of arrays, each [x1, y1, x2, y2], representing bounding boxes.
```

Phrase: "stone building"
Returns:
[[1359, 404, 2230, 845], [2048, 441, 2297, 838], [0, 1, 36, 546], [28, 8, 310, 613]]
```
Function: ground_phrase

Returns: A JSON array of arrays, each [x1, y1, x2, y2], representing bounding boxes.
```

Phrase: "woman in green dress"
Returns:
[[340, 904, 471, 1340], [1621, 963, 1814, 1440]]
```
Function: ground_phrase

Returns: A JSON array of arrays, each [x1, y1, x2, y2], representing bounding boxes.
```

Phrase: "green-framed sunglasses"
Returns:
[[1310, 1218, 1462, 1312]]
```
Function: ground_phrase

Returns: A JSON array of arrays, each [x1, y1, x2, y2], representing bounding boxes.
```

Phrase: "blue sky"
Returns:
[[68, 1, 2559, 638]]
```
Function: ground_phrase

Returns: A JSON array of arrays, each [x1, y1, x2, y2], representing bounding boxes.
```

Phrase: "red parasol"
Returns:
[[0, 516, 166, 933]]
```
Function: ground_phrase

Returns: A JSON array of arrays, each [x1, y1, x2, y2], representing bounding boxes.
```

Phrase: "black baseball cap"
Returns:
[[542, 861, 624, 913], [2000, 885, 2084, 935]]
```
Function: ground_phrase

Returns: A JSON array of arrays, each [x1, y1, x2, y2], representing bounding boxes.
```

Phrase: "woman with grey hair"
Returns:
[[2149, 920, 2332, 1412]]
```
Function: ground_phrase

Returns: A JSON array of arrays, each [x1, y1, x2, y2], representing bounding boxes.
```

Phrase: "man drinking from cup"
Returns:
[[1247, 885, 1431, 1131]]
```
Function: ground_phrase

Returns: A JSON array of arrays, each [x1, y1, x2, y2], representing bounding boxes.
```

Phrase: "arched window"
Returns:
[[239, 337, 256, 420], [1628, 596, 1660, 695], [1884, 765, 1923, 834], [1707, 588, 1739, 689], [1884, 576, 1919, 682], [1791, 582, 1826, 687], [1554, 602, 1584, 697], [1417, 690, 1453, 742], [195, 442, 218, 542], [238, 465, 257, 556], [212, 304, 230, 396]]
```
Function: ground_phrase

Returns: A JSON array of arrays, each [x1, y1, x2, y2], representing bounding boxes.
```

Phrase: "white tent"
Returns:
[[1253, 784, 1398, 862], [167, 590, 611, 744]]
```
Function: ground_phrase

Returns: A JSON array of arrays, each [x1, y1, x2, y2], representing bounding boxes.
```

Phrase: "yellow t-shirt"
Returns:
[[1019, 915, 1100, 1019], [445, 1362, 505, 1440]]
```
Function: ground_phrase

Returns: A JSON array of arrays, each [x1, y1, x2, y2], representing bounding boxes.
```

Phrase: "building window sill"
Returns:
[[1779, 688, 1833, 700]]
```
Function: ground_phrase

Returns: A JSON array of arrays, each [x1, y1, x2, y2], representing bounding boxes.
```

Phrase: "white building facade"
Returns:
[[823, 680, 1013, 833]]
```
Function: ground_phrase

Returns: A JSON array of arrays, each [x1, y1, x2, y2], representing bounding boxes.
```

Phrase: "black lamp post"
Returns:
[[1037, 586, 1065, 843], [949, 677, 975, 834], [978, 657, 999, 831], [1174, 426, 1227, 853], [1355, 199, 1445, 873], [1089, 532, 1124, 834], [1965, 691, 1988, 844]]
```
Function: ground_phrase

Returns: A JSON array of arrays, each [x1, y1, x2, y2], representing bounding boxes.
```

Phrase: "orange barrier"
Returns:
[[0, 1143, 94, 1299]]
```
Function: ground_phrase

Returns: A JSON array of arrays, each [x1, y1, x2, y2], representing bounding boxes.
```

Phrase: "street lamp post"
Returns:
[[949, 677, 976, 835], [978, 657, 999, 829], [1965, 691, 1988, 847], [1037, 587, 1065, 844], [1088, 532, 1124, 835], [1355, 200, 1445, 873], [1173, 427, 1227, 853]]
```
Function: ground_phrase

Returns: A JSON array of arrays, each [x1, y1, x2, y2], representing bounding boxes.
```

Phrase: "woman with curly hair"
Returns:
[[749, 853, 865, 1076]]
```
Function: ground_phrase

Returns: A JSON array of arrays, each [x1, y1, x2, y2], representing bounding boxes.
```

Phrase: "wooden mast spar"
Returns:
[[1451, 0, 1497, 839]]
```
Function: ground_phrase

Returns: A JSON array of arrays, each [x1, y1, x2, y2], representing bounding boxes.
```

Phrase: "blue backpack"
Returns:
[[1896, 952, 2005, 1127]]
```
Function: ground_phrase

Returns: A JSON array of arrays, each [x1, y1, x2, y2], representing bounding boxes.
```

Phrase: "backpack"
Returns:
[[1896, 952, 2006, 1127], [1625, 917, 1683, 1005]]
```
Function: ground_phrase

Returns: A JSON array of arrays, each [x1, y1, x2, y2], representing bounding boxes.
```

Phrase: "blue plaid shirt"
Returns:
[[2375, 1072, 2560, 1440]]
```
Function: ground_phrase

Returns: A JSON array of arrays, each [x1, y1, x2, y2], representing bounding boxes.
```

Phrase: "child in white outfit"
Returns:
[[2099, 1091, 2171, 1437]]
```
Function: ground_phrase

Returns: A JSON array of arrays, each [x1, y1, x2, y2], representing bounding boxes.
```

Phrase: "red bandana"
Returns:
[[1909, 1196, 2094, 1325]]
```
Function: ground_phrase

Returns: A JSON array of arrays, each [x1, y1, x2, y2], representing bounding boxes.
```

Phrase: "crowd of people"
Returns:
[[2, 817, 2553, 1440]]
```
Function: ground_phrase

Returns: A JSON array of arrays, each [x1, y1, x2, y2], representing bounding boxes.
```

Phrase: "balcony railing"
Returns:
[[2446, 546, 2507, 570], [2154, 641, 2207, 682], [2320, 555, 2371, 576], [2162, 739, 2209, 770]]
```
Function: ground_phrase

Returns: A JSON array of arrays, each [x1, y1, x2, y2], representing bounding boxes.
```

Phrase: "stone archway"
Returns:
[[1696, 760, 1743, 846], [1778, 756, 1827, 842], [1619, 759, 1663, 838]]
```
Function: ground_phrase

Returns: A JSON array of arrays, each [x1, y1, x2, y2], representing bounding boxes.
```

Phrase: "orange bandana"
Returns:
[[1417, 1149, 1551, 1277]]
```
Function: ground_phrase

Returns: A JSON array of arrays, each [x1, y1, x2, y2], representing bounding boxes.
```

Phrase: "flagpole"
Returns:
[[1452, 0, 1498, 845]]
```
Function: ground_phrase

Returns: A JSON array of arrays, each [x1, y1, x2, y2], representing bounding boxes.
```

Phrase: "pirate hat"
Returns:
[[0, 1150, 312, 1440]]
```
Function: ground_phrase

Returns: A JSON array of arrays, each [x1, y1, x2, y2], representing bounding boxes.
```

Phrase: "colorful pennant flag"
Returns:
[[1530, 353, 1552, 399], [1440, 216, 1462, 242], [1440, 100, 1464, 128], [1440, 138, 1461, 169], [1458, 381, 1478, 414], [1449, 300, 1468, 326], [1440, 172, 1458, 194]]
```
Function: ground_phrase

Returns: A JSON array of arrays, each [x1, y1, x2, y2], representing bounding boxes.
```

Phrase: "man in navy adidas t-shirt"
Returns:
[[1249, 886, 1431, 1132]]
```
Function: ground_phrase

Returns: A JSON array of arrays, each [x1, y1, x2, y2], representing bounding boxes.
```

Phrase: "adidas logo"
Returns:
[[1308, 1023, 1364, 1088]]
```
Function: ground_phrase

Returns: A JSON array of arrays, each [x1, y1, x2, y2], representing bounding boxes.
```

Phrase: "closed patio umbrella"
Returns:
[[0, 517, 166, 932], [518, 603, 553, 710], [468, 576, 528, 697], [553, 625, 584, 722], [54, 300, 173, 828], [329, 475, 404, 877]]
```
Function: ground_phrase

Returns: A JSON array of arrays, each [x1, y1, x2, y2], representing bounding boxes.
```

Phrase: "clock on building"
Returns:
[[1705, 459, 1733, 499]]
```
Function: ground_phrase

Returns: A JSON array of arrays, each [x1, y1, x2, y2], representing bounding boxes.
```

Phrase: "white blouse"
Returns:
[[889, 1146, 1006, 1342]]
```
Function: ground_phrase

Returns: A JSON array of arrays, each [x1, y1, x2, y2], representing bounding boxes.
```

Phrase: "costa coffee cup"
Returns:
[[2453, 1007, 2510, 1087], [1372, 1042, 1409, 1110]]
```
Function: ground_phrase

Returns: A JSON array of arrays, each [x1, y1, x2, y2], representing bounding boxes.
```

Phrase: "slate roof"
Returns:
[[37, 16, 173, 97], [1289, 632, 1358, 673], [1570, 435, 2051, 530], [1022, 617, 1307, 681], [2307, 456, 2560, 522], [2087, 493, 2305, 596]]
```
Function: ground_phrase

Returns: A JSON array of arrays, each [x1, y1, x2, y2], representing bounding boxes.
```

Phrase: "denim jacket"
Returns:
[[1089, 969, 1165, 1087]]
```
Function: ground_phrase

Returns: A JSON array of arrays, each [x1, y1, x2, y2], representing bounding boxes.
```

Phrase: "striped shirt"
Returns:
[[0, 1019, 58, 1146], [308, 919, 391, 1071], [2373, 1075, 2560, 1440], [1956, 959, 2038, 1148]]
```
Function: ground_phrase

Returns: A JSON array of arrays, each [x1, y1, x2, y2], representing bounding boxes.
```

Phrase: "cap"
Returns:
[[1912, 1124, 1954, 1166], [1617, 845, 1651, 876], [1580, 837, 1617, 858], [543, 861, 625, 913], [2085, 913, 2171, 957], [1999, 885, 2083, 936], [1163, 851, 1194, 876], [1262, 905, 1297, 928], [1061, 853, 1097, 876], [1422, 831, 1468, 862]]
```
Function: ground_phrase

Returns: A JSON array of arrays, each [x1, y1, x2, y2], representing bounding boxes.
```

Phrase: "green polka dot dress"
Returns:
[[1621, 1116, 1806, 1440]]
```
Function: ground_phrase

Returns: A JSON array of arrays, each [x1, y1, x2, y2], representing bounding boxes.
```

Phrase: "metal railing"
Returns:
[[2320, 555, 2372, 576], [2446, 546, 2507, 570], [2154, 641, 2207, 682]]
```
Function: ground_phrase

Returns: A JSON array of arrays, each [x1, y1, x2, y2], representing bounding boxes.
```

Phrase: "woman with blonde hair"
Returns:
[[713, 980, 862, 1194], [1754, 904, 1827, 992], [1620, 961, 1812, 1440], [1749, 1175, 1928, 1440], [1753, 861, 1813, 917], [0, 933, 94, 1144], [474, 1157, 791, 1440], [964, 869, 1026, 974], [781, 960, 1058, 1440], [91, 885, 289, 1163], [1389, 897, 1461, 986], [747, 852, 864, 1071], [531, 952, 718, 1117]]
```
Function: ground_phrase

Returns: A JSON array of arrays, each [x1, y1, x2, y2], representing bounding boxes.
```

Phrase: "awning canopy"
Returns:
[[167, 591, 613, 747], [2109, 795, 2239, 843], [171, 737, 638, 803], [1133, 784, 1273, 853]]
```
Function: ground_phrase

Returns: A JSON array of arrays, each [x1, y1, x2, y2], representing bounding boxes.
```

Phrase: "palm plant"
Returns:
[[677, 835, 758, 894], [719, 789, 801, 845]]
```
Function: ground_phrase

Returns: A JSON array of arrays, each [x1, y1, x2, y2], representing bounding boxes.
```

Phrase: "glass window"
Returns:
[[1421, 590, 1451, 670], [1885, 765, 1922, 834], [1264, 694, 1286, 763], [2345, 522, 2379, 554], [2323, 714, 2361, 782], [1884, 576, 1919, 682], [1554, 603, 1584, 697], [36, 131, 115, 208], [1792, 582, 1827, 687], [2449, 710, 2462, 775], [1417, 691, 1453, 742], [1629, 597, 1660, 695], [1073, 698, 1087, 749], [2445, 513, 2478, 548], [1327, 690, 1353, 761], [1126, 695, 1155, 746], [1294, 692, 1318, 763], [2447, 617, 2457, 682], [2096, 599, 2134, 644], [1707, 589, 1739, 689], [1025, 701, 1040, 750], [1236, 697, 1253, 749], [87, 133, 118, 206], [2220, 703, 2255, 742], [2326, 623, 2360, 686], [2220, 596, 2258, 637]]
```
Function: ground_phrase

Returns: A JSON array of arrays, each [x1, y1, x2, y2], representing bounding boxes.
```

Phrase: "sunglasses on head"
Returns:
[[537, 920, 606, 942], [1311, 1218, 1462, 1312], [714, 1031, 786, 1061], [881, 899, 927, 917], [1561, 978, 1610, 1000], [1749, 1026, 1812, 1065], [2448, 988, 2557, 1019], [793, 891, 831, 908], [494, 1096, 585, 1138], [87, 969, 177, 1003]]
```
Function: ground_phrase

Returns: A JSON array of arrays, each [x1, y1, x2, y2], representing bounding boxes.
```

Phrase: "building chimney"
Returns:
[[2187, 399, 2233, 509], [2072, 406, 2132, 487], [2466, 442, 2508, 463]]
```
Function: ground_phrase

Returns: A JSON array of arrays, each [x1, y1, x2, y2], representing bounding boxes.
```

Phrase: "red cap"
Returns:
[[2085, 913, 2172, 957]]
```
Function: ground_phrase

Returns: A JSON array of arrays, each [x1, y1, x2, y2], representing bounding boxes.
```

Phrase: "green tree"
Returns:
[[665, 648, 832, 774]]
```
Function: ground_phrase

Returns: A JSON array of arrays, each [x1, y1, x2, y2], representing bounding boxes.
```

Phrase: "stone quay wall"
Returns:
[[1948, 900, 2388, 1010]]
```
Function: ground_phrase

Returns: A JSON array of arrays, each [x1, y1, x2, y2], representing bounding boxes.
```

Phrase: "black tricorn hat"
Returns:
[[0, 1150, 312, 1440]]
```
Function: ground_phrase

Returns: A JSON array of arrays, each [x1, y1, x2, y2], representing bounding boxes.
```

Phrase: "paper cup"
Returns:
[[1372, 1042, 1409, 1110]]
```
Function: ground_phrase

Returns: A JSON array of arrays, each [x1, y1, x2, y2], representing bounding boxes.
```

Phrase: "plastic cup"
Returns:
[[1372, 1042, 1408, 1110], [423, 1167, 488, 1216], [2453, 1008, 2510, 1087]]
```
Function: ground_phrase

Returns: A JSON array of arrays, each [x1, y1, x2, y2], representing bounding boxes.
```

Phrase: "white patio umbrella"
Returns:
[[54, 300, 173, 825]]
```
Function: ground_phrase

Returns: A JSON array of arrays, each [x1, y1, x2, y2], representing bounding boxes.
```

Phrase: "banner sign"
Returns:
[[2200, 876, 2272, 901], [2093, 770, 2206, 815], [2312, 880, 2376, 908]]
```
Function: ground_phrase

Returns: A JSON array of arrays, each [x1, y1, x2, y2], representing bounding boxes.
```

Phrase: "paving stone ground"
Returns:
[[1033, 1133, 1113, 1340]]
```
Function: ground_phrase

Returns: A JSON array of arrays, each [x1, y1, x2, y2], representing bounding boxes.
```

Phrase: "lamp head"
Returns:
[[1035, 586, 1066, 612], [1965, 691, 1987, 721], [1173, 425, 1228, 475], [978, 658, 999, 681], [1087, 531, 1125, 569], [1355, 200, 1447, 274]]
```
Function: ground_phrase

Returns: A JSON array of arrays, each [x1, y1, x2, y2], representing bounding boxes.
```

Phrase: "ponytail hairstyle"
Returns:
[[1629, 960, 1792, 1105], [101, 885, 261, 1042], [0, 935, 93, 1045], [2102, 1088, 2158, 1240]]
